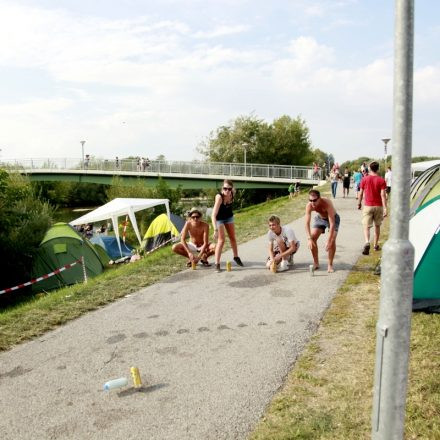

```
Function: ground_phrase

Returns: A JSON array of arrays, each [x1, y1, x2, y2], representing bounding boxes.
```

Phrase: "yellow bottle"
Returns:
[[191, 261, 197, 270], [271, 261, 277, 273], [130, 367, 142, 388], [226, 261, 232, 271]]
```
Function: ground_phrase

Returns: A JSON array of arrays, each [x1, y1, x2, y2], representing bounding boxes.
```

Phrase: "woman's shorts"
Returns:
[[216, 216, 234, 226]]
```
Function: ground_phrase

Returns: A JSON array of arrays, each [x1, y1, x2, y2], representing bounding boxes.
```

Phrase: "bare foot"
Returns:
[[327, 266, 334, 273]]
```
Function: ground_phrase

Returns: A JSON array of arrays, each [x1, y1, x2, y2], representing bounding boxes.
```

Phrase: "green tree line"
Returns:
[[198, 113, 331, 167]]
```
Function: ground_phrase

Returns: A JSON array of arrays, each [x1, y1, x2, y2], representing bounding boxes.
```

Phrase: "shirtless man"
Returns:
[[305, 189, 340, 273], [172, 208, 215, 267]]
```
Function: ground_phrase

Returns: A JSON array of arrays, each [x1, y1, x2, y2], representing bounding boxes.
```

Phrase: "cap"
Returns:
[[188, 207, 202, 217]]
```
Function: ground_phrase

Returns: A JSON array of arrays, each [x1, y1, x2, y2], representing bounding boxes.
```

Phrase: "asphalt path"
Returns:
[[0, 192, 365, 440]]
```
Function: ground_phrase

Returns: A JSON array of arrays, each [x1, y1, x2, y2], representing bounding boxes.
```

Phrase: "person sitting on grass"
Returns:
[[172, 208, 215, 267], [266, 215, 300, 272]]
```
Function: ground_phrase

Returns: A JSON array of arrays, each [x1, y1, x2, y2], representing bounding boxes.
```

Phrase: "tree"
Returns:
[[411, 156, 440, 163], [198, 114, 319, 166], [0, 170, 53, 302]]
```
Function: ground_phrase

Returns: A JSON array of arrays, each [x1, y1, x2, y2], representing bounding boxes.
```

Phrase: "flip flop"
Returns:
[[186, 261, 192, 268], [200, 260, 211, 267]]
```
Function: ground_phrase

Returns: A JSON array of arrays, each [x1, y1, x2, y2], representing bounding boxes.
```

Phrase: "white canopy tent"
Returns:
[[411, 160, 440, 176], [69, 198, 170, 256]]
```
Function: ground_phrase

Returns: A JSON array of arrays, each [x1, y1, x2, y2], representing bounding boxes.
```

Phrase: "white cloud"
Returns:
[[194, 24, 250, 39], [0, 1, 438, 161]]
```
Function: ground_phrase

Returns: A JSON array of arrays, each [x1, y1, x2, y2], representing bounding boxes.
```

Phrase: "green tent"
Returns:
[[32, 223, 106, 292], [409, 163, 440, 311]]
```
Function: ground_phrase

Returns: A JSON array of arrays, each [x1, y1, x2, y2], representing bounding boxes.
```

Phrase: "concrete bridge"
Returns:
[[2, 158, 326, 189]]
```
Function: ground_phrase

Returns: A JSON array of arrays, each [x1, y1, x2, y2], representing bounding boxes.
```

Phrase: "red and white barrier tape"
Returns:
[[0, 259, 82, 295]]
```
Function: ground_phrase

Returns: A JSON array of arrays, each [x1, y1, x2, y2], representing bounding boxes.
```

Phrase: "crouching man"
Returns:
[[266, 215, 300, 272], [172, 208, 215, 267]]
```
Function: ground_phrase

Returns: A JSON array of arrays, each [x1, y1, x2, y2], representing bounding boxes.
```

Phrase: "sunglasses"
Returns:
[[223, 187, 232, 191], [309, 198, 319, 203], [191, 215, 200, 219]]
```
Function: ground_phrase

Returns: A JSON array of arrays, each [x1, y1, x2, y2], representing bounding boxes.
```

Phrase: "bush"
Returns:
[[0, 170, 53, 305]]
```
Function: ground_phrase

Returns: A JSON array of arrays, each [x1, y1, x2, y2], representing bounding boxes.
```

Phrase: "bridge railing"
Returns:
[[1, 158, 324, 181]]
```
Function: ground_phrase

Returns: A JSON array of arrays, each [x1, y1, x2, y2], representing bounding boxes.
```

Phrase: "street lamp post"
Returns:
[[80, 140, 86, 169], [382, 138, 391, 169], [242, 142, 248, 177]]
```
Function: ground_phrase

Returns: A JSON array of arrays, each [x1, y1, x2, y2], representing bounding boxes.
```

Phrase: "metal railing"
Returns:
[[1, 157, 325, 181]]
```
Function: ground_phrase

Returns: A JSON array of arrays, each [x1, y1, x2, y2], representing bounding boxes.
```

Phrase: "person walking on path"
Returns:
[[288, 182, 295, 199], [357, 161, 387, 255], [353, 168, 363, 200], [288, 181, 299, 199], [305, 189, 340, 273], [266, 215, 300, 272], [342, 167, 351, 198], [211, 180, 243, 272], [385, 166, 392, 199], [330, 165, 340, 198], [172, 208, 215, 267]]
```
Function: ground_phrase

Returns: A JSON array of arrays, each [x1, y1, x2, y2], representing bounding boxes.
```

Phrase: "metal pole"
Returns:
[[382, 138, 391, 170], [80, 140, 85, 170], [244, 148, 247, 177], [371, 1, 414, 439]]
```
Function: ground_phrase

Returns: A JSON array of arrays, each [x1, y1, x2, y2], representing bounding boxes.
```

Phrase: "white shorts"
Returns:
[[187, 242, 202, 254]]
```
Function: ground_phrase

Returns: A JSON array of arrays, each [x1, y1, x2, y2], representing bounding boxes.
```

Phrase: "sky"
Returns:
[[0, 0, 439, 164]]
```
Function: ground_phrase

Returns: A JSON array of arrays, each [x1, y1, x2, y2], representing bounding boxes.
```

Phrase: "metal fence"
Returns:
[[1, 157, 324, 181]]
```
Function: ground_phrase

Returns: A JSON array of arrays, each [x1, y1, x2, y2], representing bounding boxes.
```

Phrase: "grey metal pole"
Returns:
[[371, 1, 414, 439], [80, 140, 86, 170]]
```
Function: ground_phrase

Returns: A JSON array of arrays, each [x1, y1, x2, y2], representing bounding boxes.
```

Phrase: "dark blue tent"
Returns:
[[90, 235, 133, 260]]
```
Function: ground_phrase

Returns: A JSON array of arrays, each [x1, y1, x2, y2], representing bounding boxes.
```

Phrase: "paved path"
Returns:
[[0, 193, 365, 440]]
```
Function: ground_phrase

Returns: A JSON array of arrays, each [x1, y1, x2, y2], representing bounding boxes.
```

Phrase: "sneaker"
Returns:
[[287, 255, 294, 267], [233, 256, 244, 267], [362, 243, 370, 255], [278, 260, 289, 272], [215, 263, 221, 273]]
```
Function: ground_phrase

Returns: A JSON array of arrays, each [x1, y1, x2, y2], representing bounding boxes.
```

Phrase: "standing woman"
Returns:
[[330, 165, 340, 198], [211, 179, 244, 272], [342, 167, 351, 198]]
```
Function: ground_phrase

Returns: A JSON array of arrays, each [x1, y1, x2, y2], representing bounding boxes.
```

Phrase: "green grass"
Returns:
[[249, 220, 440, 439], [0, 189, 311, 351]]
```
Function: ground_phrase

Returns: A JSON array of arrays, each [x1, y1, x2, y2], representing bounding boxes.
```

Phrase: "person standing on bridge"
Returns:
[[211, 179, 244, 272], [305, 189, 340, 273]]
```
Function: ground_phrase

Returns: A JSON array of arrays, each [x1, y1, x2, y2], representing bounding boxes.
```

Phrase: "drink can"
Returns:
[[191, 261, 196, 270], [130, 367, 142, 388], [103, 377, 128, 391], [226, 261, 232, 271], [309, 264, 315, 276]]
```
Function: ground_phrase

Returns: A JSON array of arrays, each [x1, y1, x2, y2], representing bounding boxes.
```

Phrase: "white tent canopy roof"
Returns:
[[69, 198, 170, 256], [411, 160, 440, 173]]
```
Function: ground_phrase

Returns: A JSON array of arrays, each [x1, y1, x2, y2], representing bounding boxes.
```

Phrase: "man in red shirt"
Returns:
[[358, 161, 387, 255]]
